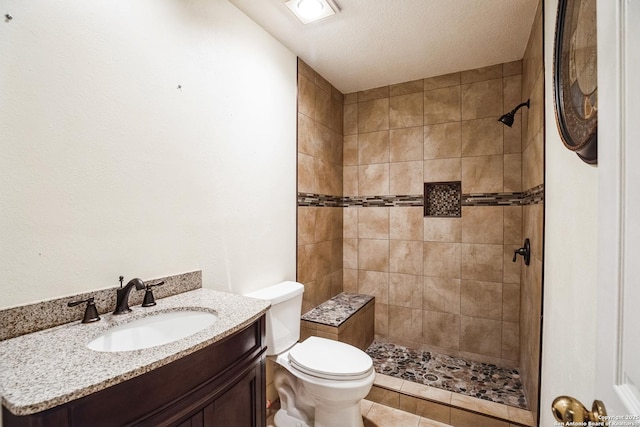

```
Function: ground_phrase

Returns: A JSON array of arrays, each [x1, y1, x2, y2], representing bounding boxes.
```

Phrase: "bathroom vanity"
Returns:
[[0, 289, 270, 427]]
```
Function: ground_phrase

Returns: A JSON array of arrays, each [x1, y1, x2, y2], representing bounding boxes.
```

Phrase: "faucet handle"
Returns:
[[142, 281, 165, 307], [67, 297, 101, 323]]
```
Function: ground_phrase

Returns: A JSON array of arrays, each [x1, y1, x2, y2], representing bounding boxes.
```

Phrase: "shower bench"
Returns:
[[300, 292, 374, 351]]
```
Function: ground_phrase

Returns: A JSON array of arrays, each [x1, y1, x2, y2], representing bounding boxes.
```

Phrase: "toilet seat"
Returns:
[[287, 337, 373, 381]]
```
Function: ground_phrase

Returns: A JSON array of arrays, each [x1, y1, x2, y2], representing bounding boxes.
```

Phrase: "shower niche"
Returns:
[[423, 181, 462, 218]]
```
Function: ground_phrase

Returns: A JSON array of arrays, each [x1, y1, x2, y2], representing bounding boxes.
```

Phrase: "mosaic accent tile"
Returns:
[[366, 341, 528, 410], [424, 182, 462, 217], [296, 184, 543, 209], [462, 184, 545, 207], [297, 193, 344, 207], [301, 292, 374, 327]]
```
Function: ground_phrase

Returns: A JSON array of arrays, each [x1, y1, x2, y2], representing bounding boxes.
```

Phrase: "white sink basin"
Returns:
[[87, 310, 218, 352]]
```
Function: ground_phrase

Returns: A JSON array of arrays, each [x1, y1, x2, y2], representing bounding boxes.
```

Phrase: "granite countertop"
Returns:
[[0, 289, 270, 416]]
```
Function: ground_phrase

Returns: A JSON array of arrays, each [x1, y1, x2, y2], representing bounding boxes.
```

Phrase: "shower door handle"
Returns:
[[552, 395, 607, 424]]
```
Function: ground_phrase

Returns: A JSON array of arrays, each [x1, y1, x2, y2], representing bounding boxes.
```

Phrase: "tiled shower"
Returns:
[[296, 1, 543, 421]]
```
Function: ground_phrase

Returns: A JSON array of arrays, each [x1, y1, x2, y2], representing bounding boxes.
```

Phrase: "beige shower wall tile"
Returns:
[[461, 155, 503, 193], [389, 273, 423, 309], [389, 306, 423, 343], [424, 217, 461, 243], [298, 73, 315, 118], [460, 280, 503, 320], [298, 207, 316, 245], [298, 153, 315, 194], [343, 165, 358, 196], [503, 75, 523, 115], [390, 127, 424, 162], [461, 78, 503, 120], [359, 131, 390, 164], [344, 92, 358, 105], [358, 207, 390, 239], [298, 113, 315, 157], [315, 123, 342, 165], [358, 86, 389, 102], [390, 240, 423, 275], [316, 86, 342, 133], [424, 86, 461, 125], [503, 206, 523, 245], [503, 115, 522, 154], [461, 207, 503, 244], [424, 122, 461, 160], [390, 207, 424, 241], [461, 243, 503, 283], [359, 164, 389, 196], [343, 207, 358, 238], [459, 316, 501, 358], [460, 64, 503, 84], [390, 79, 424, 96], [423, 311, 459, 351], [344, 103, 358, 136], [359, 98, 389, 133], [504, 153, 522, 192], [390, 161, 423, 195], [390, 92, 424, 129], [358, 239, 389, 272], [343, 268, 358, 293], [358, 270, 389, 304], [424, 72, 461, 90], [461, 118, 503, 157], [344, 135, 358, 165], [523, 128, 544, 190], [503, 60, 522, 77], [502, 282, 520, 322], [375, 302, 389, 336], [424, 242, 461, 279], [502, 321, 519, 361], [424, 158, 461, 182], [423, 277, 460, 314], [503, 245, 522, 285], [343, 238, 358, 269]]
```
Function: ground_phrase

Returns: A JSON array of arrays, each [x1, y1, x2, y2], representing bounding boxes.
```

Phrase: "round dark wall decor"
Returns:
[[553, 0, 598, 164]]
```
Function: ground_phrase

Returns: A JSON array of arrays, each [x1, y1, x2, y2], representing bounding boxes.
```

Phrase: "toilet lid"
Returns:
[[288, 337, 373, 380]]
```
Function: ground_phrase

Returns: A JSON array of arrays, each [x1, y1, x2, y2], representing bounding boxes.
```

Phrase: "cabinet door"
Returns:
[[172, 363, 265, 427], [210, 364, 264, 427]]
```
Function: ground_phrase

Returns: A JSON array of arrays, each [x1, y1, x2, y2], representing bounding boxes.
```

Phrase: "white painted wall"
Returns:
[[539, 0, 599, 424], [0, 0, 297, 308]]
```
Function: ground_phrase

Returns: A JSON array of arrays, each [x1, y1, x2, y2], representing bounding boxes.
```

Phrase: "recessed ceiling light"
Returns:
[[284, 0, 339, 24]]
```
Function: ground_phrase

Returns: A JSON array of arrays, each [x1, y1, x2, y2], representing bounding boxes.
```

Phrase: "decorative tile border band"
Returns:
[[298, 185, 544, 208], [297, 193, 424, 207]]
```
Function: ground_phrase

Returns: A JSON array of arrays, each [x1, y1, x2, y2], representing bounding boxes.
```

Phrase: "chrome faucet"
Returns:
[[113, 276, 145, 314]]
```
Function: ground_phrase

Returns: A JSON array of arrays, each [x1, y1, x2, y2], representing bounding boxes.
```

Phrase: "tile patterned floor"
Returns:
[[267, 400, 452, 427], [366, 341, 528, 409]]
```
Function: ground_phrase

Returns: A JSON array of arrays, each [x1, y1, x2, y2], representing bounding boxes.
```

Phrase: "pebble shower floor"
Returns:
[[366, 341, 528, 409]]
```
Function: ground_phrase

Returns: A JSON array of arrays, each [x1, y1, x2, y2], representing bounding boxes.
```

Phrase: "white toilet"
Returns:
[[246, 281, 375, 427]]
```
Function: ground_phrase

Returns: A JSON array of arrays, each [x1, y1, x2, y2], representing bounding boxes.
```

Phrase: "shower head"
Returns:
[[498, 99, 530, 127]]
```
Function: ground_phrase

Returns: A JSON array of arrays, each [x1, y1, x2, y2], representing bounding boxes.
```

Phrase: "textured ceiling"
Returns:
[[228, 0, 539, 94]]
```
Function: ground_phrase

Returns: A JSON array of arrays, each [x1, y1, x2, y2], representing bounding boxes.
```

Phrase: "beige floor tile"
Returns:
[[400, 381, 452, 404], [364, 402, 421, 427], [419, 418, 454, 427], [361, 399, 375, 416], [507, 405, 535, 426], [374, 372, 404, 390], [450, 393, 509, 419]]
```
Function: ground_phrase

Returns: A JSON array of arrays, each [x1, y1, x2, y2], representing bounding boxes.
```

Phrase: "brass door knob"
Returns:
[[552, 395, 607, 424]]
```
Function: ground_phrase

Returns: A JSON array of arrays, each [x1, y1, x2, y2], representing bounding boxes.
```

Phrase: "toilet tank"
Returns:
[[245, 281, 304, 356]]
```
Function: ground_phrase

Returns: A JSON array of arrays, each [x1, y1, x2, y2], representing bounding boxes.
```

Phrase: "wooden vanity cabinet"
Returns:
[[3, 316, 266, 427]]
